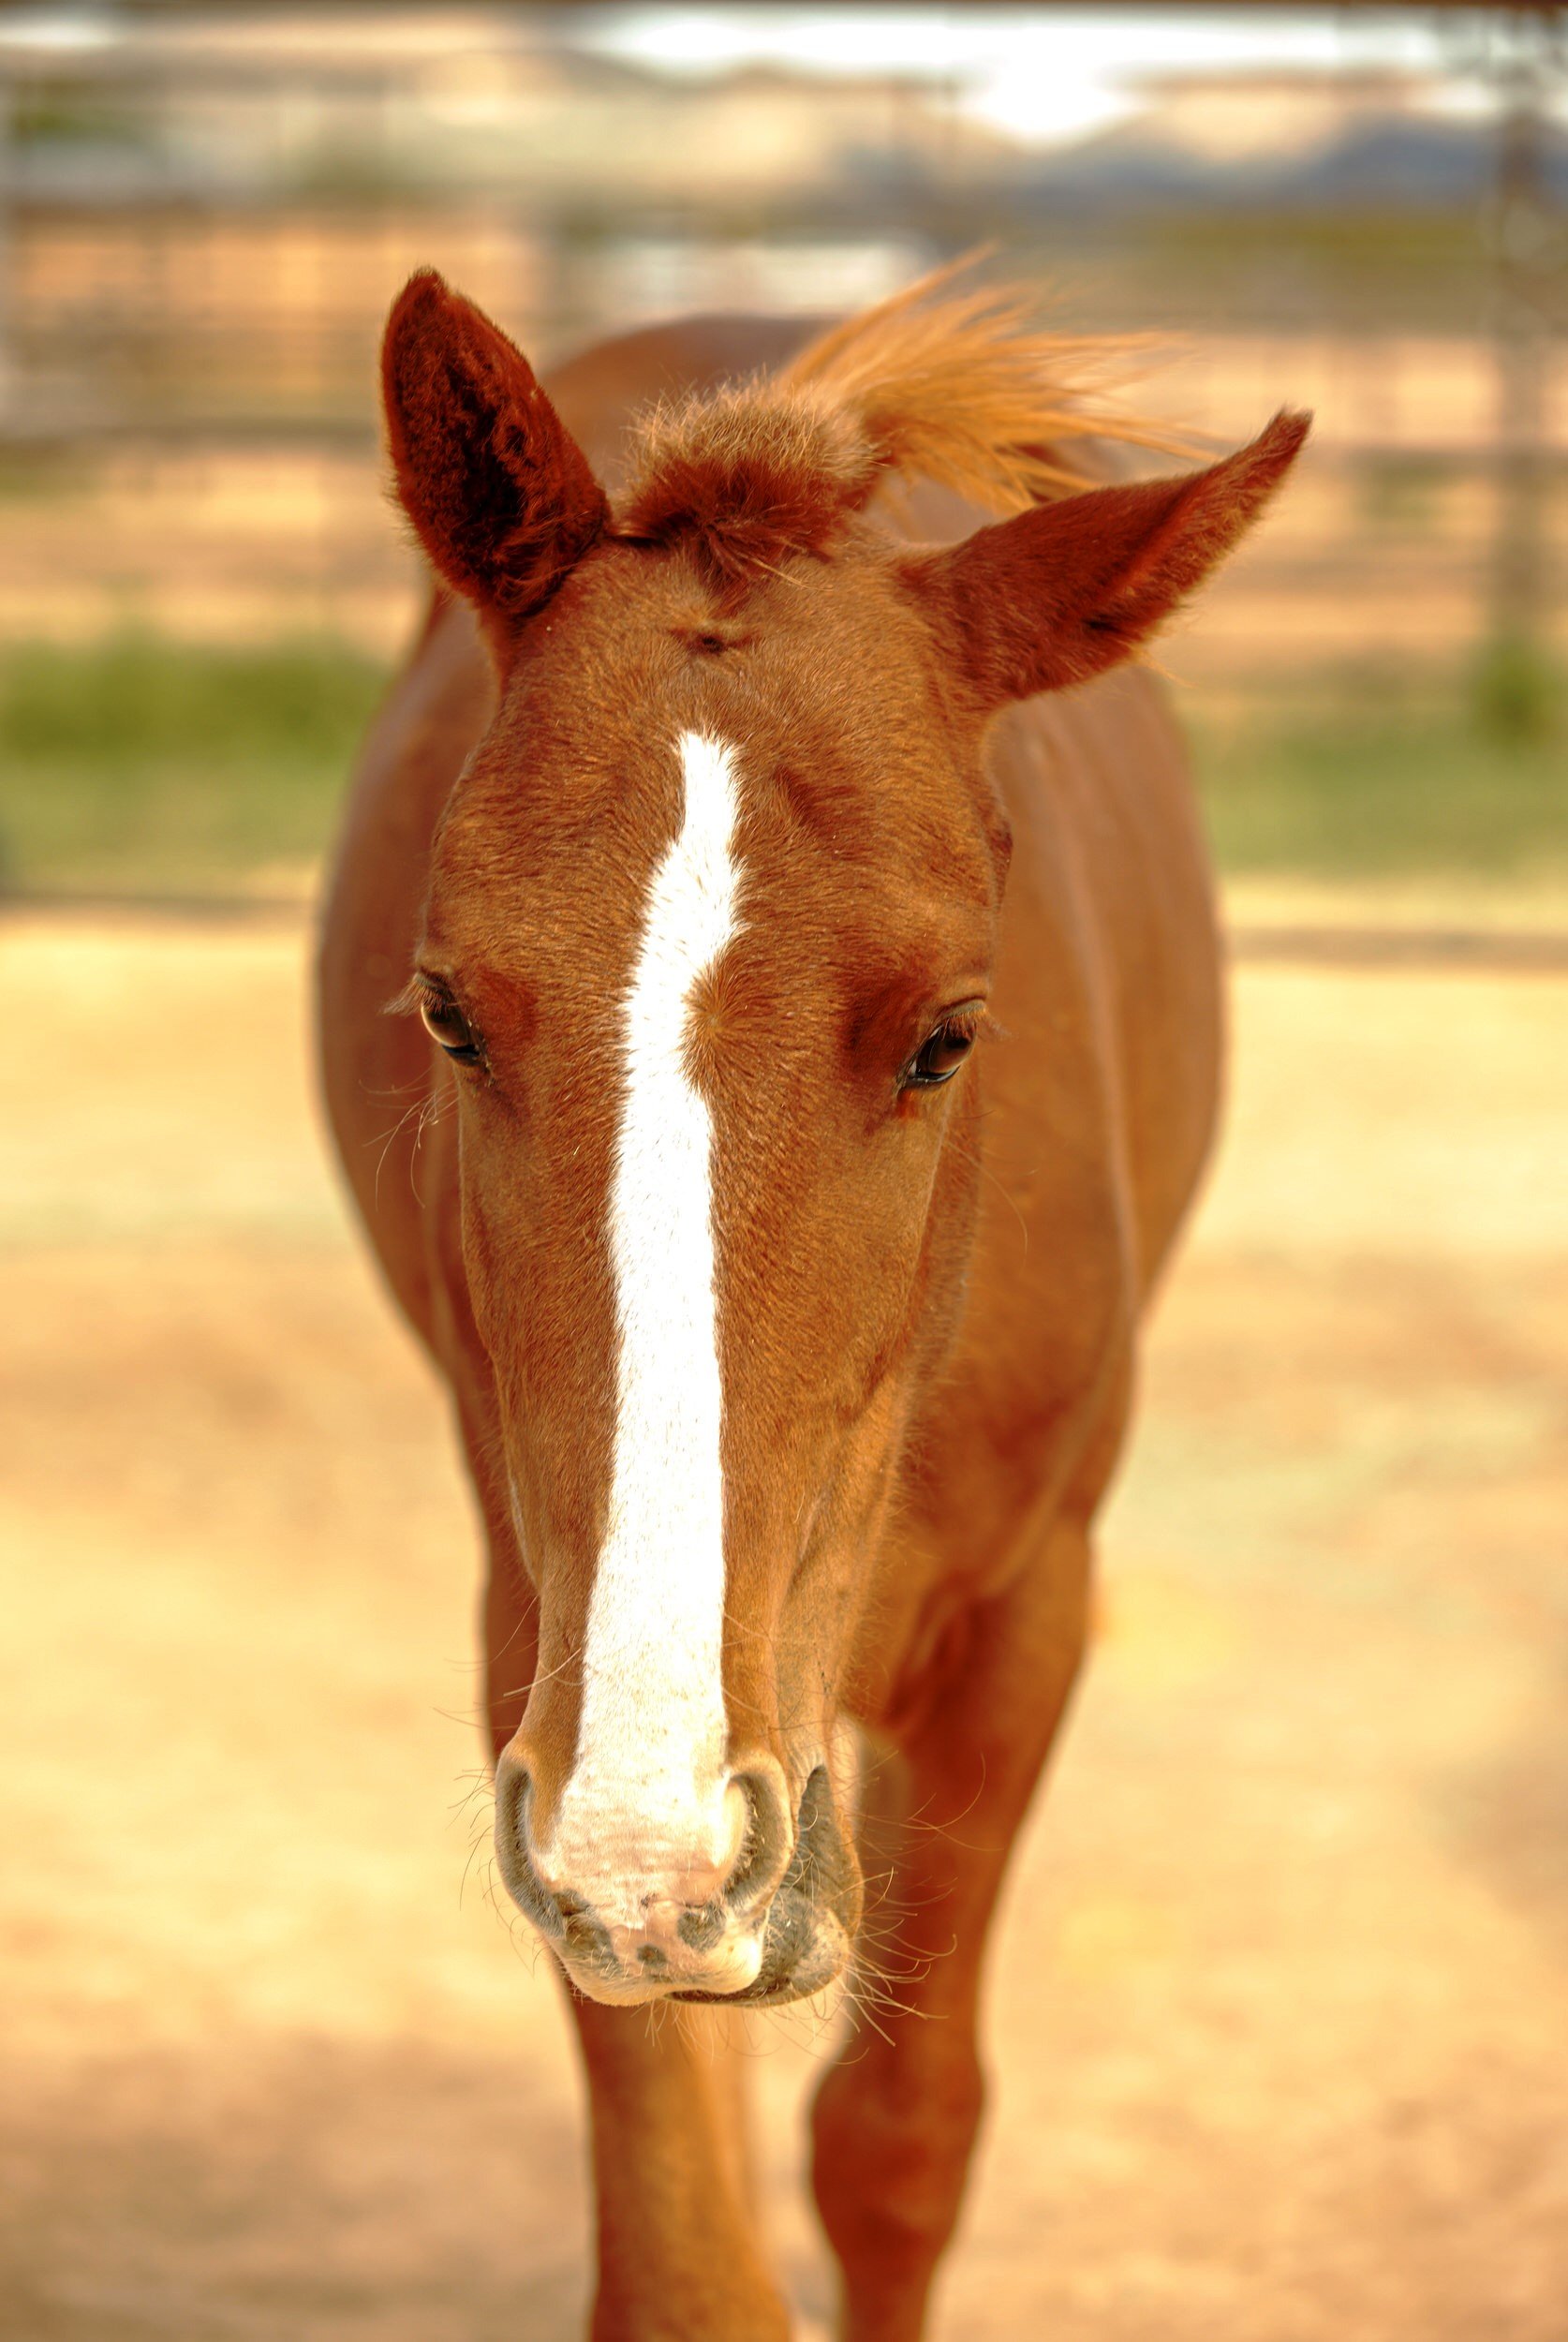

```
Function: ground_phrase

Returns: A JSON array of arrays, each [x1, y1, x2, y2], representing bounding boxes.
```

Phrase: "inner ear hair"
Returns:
[[380, 270, 610, 638]]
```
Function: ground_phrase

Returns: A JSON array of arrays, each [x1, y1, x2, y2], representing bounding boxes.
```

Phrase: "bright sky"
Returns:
[[579, 7, 1496, 147]]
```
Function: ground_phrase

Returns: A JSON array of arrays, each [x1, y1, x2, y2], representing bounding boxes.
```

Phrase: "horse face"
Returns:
[[381, 270, 1304, 2004], [417, 542, 1005, 2005]]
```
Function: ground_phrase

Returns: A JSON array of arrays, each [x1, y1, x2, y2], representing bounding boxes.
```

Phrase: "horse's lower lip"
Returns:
[[673, 1985, 785, 2006], [671, 1976, 821, 2008]]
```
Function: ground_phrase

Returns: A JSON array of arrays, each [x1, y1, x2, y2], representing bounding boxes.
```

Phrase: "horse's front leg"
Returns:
[[811, 1516, 1094, 2342], [570, 1995, 791, 2342]]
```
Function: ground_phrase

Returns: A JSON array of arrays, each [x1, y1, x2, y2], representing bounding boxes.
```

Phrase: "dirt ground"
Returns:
[[3, 911, 1566, 2342]]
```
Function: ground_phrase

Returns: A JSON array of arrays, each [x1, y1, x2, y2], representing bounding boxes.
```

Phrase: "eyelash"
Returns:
[[392, 980, 982, 1093], [901, 1006, 984, 1091], [404, 977, 484, 1068]]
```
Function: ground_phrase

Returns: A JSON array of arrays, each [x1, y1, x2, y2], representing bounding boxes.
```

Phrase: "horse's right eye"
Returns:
[[419, 987, 482, 1065], [900, 1001, 986, 1092]]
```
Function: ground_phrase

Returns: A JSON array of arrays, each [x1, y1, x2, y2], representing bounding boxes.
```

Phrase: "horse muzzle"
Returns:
[[492, 1754, 860, 2007]]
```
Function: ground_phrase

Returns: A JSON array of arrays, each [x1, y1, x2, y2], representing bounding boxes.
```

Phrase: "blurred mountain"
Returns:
[[6, 25, 1554, 222], [1017, 72, 1565, 212]]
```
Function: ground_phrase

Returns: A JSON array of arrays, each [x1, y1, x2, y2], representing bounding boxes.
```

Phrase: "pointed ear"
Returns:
[[910, 409, 1309, 710], [380, 270, 609, 639]]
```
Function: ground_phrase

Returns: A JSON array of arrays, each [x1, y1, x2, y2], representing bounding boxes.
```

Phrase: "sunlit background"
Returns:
[[1, 1, 1564, 900], [3, 10, 1566, 2342]]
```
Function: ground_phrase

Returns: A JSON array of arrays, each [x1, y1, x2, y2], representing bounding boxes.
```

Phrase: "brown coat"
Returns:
[[318, 278, 1302, 2341]]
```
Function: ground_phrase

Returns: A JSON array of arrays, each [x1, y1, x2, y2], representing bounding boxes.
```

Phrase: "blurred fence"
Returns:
[[0, 5, 1563, 897]]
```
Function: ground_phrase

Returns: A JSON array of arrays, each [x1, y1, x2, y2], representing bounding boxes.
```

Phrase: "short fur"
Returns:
[[322, 265, 1308, 2340]]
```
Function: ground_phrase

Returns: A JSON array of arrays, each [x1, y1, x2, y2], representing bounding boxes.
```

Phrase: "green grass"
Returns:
[[1193, 689, 1567, 881], [0, 632, 1563, 899], [0, 633, 390, 897]]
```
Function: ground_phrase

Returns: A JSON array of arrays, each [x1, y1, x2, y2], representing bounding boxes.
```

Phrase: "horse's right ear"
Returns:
[[380, 271, 609, 643]]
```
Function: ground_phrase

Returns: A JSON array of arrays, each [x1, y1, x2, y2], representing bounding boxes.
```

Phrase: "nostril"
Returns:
[[721, 1762, 795, 1915], [492, 1759, 567, 1942], [786, 1762, 858, 1916]]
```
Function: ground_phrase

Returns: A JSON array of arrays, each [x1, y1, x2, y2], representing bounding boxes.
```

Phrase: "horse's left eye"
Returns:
[[903, 1009, 983, 1091], [419, 987, 482, 1065]]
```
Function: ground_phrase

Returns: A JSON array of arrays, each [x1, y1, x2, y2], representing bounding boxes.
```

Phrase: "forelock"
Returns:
[[607, 259, 1186, 589], [614, 383, 880, 583]]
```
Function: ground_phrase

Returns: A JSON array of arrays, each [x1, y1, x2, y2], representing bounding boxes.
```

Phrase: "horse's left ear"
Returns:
[[910, 409, 1310, 710], [381, 269, 610, 641]]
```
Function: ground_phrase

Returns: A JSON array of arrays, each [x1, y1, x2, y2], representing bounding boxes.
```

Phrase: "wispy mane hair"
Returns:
[[614, 259, 1189, 582]]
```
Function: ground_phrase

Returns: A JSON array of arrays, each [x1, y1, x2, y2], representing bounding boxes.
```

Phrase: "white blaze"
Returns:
[[540, 731, 744, 1931]]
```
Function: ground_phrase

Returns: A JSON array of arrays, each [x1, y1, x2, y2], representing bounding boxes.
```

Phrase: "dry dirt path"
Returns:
[[2, 912, 1565, 2341]]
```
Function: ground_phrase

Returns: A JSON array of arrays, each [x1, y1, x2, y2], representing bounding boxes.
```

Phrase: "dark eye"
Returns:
[[902, 1006, 984, 1091], [418, 985, 482, 1066]]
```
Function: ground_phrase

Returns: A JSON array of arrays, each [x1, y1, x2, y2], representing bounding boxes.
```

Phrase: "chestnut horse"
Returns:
[[318, 266, 1305, 2340]]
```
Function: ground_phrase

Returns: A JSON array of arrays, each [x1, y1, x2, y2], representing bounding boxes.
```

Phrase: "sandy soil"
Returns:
[[2, 912, 1566, 2341]]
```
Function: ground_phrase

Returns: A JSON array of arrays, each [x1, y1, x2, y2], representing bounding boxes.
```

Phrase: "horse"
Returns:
[[318, 262, 1306, 2341]]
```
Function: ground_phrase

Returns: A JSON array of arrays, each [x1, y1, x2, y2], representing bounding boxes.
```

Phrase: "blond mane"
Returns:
[[614, 258, 1189, 578]]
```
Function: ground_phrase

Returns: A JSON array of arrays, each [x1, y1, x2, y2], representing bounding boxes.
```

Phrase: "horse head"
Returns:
[[378, 267, 1306, 2006]]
